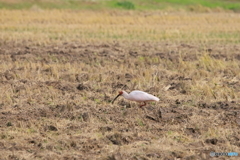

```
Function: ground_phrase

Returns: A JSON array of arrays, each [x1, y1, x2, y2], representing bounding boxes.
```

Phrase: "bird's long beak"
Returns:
[[111, 94, 121, 104]]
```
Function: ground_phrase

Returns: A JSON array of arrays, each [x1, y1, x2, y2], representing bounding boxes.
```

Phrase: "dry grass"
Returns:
[[0, 10, 239, 159], [1, 10, 240, 44]]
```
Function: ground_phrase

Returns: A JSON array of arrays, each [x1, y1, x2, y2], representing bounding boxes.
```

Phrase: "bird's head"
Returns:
[[118, 91, 123, 95], [112, 91, 123, 104]]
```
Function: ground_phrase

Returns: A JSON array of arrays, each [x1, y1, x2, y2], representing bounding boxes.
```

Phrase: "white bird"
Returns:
[[112, 90, 159, 107]]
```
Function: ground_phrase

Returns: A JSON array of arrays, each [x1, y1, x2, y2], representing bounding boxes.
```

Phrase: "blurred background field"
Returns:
[[1, 0, 240, 11], [1, 10, 240, 45], [1, 0, 240, 45]]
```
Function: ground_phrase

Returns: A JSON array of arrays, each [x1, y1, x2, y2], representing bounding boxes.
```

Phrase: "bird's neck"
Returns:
[[122, 91, 129, 99]]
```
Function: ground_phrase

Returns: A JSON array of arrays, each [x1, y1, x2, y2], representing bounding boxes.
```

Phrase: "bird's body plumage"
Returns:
[[112, 90, 159, 107], [122, 90, 159, 102]]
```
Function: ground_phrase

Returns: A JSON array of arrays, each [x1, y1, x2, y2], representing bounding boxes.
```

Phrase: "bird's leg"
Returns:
[[139, 102, 146, 107]]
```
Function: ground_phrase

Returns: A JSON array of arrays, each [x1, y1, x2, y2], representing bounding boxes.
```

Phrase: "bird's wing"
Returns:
[[129, 90, 159, 102], [147, 93, 159, 101]]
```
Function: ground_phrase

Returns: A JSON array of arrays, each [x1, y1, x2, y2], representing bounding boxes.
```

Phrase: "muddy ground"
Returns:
[[0, 41, 239, 159]]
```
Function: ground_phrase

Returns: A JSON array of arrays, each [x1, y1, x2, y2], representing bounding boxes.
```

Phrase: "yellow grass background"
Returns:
[[1, 9, 240, 44]]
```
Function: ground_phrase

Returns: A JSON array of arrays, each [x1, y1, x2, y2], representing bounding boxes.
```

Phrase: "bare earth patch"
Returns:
[[0, 41, 239, 159]]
